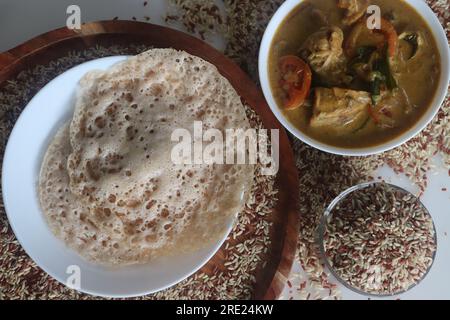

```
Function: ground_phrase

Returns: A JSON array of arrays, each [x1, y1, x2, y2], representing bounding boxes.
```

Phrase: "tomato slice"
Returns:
[[278, 55, 312, 110]]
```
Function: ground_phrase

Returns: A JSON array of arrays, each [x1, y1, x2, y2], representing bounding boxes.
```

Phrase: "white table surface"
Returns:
[[0, 0, 226, 53], [1, 0, 449, 300]]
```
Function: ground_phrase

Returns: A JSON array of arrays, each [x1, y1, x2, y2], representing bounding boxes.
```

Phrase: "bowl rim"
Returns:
[[258, 0, 450, 157], [317, 181, 438, 297]]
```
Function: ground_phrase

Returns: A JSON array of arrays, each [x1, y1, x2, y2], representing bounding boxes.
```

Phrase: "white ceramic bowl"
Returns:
[[1, 56, 237, 298], [259, 0, 450, 156]]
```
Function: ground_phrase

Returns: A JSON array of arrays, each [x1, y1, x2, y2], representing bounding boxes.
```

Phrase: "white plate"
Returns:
[[1, 56, 235, 298]]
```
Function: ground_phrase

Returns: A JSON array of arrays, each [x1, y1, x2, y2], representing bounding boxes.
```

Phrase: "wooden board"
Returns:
[[0, 21, 299, 300]]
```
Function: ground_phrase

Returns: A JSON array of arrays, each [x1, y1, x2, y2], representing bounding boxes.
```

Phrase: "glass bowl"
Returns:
[[317, 182, 438, 297]]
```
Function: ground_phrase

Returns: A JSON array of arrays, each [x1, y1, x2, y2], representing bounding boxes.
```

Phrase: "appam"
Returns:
[[38, 49, 254, 266]]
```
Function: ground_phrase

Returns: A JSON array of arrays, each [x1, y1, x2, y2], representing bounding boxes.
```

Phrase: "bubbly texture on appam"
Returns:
[[39, 49, 254, 266], [39, 124, 79, 240]]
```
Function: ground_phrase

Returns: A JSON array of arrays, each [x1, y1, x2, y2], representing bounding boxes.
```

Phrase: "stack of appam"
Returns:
[[39, 49, 254, 266]]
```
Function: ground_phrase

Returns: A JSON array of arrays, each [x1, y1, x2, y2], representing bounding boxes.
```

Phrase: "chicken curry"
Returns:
[[269, 0, 441, 148]]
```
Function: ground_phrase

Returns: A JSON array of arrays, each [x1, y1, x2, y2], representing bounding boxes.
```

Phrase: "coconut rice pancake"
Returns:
[[38, 49, 254, 266]]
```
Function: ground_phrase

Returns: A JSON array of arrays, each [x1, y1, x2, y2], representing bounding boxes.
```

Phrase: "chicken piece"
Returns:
[[338, 0, 369, 25], [310, 87, 371, 135], [299, 27, 350, 86]]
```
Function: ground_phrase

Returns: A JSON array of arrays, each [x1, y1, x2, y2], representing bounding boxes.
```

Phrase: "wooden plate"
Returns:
[[0, 21, 299, 300]]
